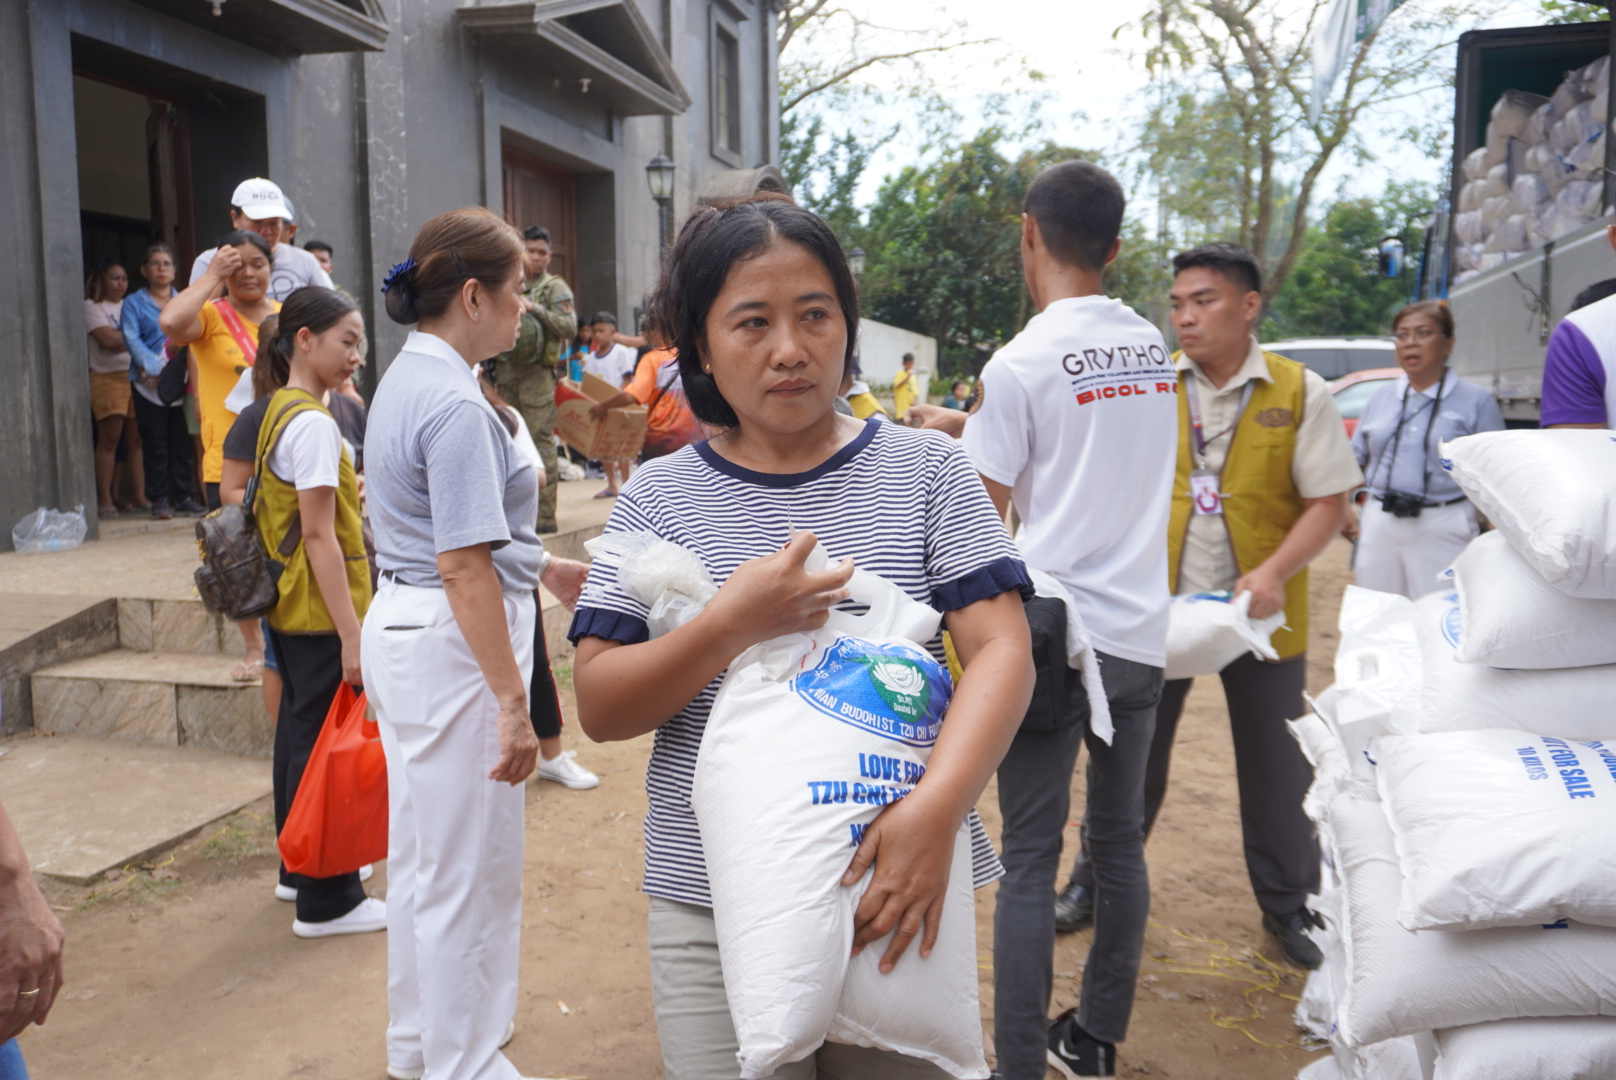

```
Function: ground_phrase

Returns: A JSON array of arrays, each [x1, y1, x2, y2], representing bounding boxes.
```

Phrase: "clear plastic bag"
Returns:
[[11, 505, 87, 554], [583, 531, 718, 638]]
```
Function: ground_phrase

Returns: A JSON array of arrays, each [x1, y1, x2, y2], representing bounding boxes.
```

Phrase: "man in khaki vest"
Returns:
[[1060, 243, 1361, 970], [490, 225, 578, 533]]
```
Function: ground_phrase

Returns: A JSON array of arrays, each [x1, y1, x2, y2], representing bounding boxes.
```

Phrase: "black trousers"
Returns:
[[268, 630, 367, 923], [1070, 651, 1318, 916], [529, 591, 562, 740], [131, 393, 198, 506]]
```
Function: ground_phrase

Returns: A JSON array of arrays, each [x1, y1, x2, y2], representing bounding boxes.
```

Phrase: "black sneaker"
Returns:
[[174, 498, 207, 516], [1046, 1008, 1114, 1079], [150, 500, 173, 521], [1263, 907, 1326, 970], [1054, 882, 1094, 934]]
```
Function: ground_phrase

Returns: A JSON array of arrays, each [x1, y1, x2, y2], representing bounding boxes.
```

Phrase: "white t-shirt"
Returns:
[[267, 410, 348, 490], [191, 243, 334, 302], [584, 342, 637, 386], [962, 295, 1180, 667], [500, 403, 547, 486]]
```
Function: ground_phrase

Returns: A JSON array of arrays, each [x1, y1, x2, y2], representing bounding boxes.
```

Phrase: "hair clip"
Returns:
[[381, 256, 418, 294]]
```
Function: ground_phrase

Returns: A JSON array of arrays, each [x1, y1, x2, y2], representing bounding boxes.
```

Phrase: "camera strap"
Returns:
[[1378, 370, 1447, 504]]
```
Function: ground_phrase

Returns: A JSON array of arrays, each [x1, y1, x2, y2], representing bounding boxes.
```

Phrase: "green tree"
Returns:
[[1128, 0, 1495, 304], [1266, 180, 1434, 337], [1539, 0, 1608, 23]]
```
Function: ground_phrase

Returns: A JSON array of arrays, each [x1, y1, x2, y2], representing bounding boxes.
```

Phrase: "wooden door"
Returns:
[[502, 147, 577, 288], [145, 99, 197, 272]]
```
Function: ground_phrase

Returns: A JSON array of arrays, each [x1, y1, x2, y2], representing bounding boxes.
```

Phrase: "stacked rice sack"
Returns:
[[1292, 430, 1616, 1079], [1452, 56, 1610, 286]]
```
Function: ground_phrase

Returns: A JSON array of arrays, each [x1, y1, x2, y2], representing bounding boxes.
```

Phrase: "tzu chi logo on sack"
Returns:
[[792, 638, 952, 747]]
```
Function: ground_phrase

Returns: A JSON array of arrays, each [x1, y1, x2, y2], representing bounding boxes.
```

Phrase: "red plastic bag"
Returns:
[[279, 683, 388, 877]]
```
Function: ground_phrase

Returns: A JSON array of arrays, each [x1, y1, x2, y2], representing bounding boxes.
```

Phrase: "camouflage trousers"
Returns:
[[493, 361, 560, 532]]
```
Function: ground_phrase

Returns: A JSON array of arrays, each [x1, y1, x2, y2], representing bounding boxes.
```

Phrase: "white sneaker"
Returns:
[[386, 1021, 516, 1079], [293, 896, 387, 938], [276, 863, 372, 902], [535, 750, 599, 790]]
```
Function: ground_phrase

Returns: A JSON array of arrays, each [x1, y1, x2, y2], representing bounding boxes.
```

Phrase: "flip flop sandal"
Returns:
[[593, 490, 619, 499], [97, 506, 120, 519], [230, 660, 264, 683]]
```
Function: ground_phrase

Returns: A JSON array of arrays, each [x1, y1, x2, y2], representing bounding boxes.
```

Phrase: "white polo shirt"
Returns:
[[962, 294, 1180, 667]]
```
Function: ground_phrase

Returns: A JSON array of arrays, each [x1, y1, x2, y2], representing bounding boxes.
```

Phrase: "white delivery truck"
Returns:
[[1426, 19, 1616, 426]]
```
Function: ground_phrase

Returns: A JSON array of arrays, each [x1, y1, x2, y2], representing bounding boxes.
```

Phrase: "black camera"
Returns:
[[1378, 491, 1424, 518]]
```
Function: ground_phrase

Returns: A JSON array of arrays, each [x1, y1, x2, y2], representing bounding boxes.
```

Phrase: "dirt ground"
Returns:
[[18, 540, 1356, 1080]]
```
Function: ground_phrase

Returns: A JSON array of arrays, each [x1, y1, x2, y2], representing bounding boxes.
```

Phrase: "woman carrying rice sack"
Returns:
[[1346, 301, 1505, 599], [569, 196, 1035, 1079]]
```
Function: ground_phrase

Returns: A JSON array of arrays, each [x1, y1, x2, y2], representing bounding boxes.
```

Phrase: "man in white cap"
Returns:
[[189, 178, 334, 299]]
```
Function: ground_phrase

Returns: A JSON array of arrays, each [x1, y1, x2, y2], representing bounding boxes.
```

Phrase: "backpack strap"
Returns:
[[252, 392, 326, 559]]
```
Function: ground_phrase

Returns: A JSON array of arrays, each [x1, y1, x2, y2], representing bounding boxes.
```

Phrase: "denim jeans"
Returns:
[[992, 648, 1163, 1078], [0, 1039, 29, 1080]]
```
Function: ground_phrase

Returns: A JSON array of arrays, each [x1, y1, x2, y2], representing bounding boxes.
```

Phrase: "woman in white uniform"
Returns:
[[361, 207, 548, 1080], [1347, 300, 1505, 598]]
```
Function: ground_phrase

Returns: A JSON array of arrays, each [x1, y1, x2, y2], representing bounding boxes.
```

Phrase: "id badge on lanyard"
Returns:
[[1189, 467, 1223, 516], [1184, 374, 1253, 517]]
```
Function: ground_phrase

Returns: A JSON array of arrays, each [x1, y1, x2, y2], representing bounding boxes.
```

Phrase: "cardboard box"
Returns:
[[554, 372, 648, 461]]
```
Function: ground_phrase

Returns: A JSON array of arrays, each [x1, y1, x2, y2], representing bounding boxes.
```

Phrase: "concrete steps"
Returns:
[[31, 649, 270, 757]]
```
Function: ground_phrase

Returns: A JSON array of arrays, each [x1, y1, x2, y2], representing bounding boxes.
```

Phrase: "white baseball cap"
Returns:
[[230, 178, 292, 221]]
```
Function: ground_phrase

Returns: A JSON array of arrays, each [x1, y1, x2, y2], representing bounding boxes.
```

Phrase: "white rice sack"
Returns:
[[1326, 789, 1616, 1048], [1317, 587, 1420, 781], [1298, 1057, 1341, 1080], [1453, 245, 1481, 273], [1483, 162, 1510, 198], [1435, 1016, 1616, 1080], [1457, 179, 1484, 214], [1376, 728, 1616, 930], [1550, 70, 1595, 124], [1479, 193, 1512, 229], [1449, 530, 1616, 669], [1524, 140, 1555, 174], [1483, 213, 1529, 254], [1528, 100, 1555, 144], [1491, 90, 1550, 139], [1453, 209, 1484, 246], [1461, 145, 1491, 181], [1441, 430, 1616, 599], [1401, 590, 1616, 739], [1477, 252, 1506, 273], [1567, 133, 1606, 178], [1163, 590, 1283, 680], [1510, 172, 1550, 215], [693, 568, 987, 1080], [1543, 209, 1595, 241]]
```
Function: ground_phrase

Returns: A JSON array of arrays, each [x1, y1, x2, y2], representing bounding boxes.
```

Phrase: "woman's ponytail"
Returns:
[[251, 314, 292, 400]]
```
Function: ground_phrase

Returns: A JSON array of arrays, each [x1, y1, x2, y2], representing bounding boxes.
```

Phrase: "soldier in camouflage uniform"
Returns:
[[490, 225, 577, 533]]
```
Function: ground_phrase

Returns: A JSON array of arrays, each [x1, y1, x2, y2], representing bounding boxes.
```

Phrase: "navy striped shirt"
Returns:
[[569, 418, 1031, 907]]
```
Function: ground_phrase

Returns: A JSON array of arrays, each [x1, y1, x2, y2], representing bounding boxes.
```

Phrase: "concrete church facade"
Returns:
[[2, 0, 787, 543]]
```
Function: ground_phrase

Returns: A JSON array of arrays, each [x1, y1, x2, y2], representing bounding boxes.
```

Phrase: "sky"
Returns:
[[801, 0, 1552, 215]]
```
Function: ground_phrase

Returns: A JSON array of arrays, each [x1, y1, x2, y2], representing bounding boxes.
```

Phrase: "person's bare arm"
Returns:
[[160, 248, 238, 346], [296, 486, 364, 686], [438, 543, 538, 783], [1546, 422, 1606, 429], [844, 589, 1032, 972], [220, 458, 253, 507], [588, 390, 637, 420], [88, 326, 125, 351], [539, 556, 589, 611], [573, 532, 854, 742], [904, 404, 968, 438], [0, 800, 64, 1043], [1236, 491, 1349, 619], [980, 475, 1012, 521]]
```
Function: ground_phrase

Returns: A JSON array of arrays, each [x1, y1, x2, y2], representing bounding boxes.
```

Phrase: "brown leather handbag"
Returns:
[[193, 498, 280, 621]]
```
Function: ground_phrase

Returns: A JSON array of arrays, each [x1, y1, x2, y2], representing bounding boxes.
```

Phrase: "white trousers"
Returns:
[[1354, 499, 1478, 600], [363, 579, 535, 1080]]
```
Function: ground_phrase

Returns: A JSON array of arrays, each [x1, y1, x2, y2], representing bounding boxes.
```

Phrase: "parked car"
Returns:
[[1264, 336, 1398, 380], [1329, 368, 1403, 437]]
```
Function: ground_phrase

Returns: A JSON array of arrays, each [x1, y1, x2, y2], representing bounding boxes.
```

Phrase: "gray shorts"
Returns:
[[647, 897, 963, 1080]]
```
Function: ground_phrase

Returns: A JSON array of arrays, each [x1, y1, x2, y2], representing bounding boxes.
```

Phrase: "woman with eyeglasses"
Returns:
[[1345, 301, 1504, 598]]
